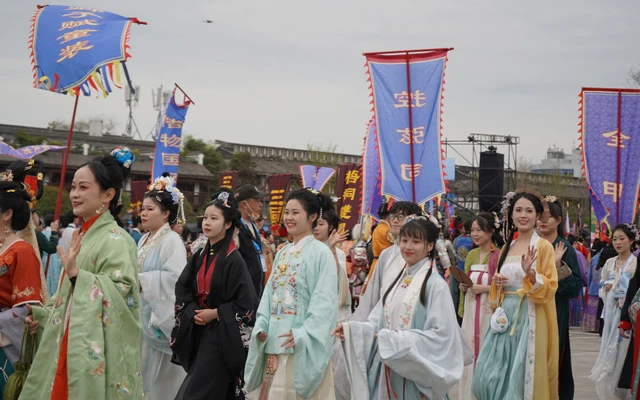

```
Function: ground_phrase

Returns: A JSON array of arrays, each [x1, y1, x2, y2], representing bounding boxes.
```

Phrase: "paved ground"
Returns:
[[449, 327, 601, 399]]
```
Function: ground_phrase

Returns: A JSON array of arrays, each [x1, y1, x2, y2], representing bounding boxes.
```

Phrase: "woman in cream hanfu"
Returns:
[[472, 191, 559, 400], [137, 173, 188, 399], [21, 148, 143, 399], [589, 223, 638, 399], [456, 212, 502, 399], [244, 189, 338, 399], [333, 217, 464, 400]]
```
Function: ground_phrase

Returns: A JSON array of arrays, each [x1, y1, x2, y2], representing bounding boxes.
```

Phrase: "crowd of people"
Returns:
[[1, 150, 640, 399]]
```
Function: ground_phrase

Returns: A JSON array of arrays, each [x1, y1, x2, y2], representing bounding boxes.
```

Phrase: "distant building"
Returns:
[[531, 146, 582, 177], [0, 123, 214, 210]]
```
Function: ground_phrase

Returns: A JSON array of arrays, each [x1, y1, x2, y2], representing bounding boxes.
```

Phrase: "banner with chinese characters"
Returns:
[[579, 88, 640, 226], [365, 49, 450, 205], [299, 165, 336, 192], [267, 174, 292, 225], [218, 171, 239, 191], [151, 93, 190, 181], [0, 143, 66, 159], [361, 118, 384, 220], [336, 163, 363, 233], [29, 5, 142, 96]]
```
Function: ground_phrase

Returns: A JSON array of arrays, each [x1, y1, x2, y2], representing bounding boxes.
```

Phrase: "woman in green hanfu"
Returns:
[[244, 189, 338, 399], [20, 148, 143, 400]]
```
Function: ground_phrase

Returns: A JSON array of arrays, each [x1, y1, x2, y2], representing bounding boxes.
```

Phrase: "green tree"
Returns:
[[37, 186, 72, 216], [181, 135, 227, 176], [13, 132, 46, 147], [183, 196, 197, 223], [229, 151, 257, 185]]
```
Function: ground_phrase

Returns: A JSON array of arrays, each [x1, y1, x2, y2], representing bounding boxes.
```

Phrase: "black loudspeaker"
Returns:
[[478, 150, 504, 213]]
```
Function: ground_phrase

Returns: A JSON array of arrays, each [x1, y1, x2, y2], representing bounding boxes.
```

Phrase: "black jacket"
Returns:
[[236, 221, 264, 298]]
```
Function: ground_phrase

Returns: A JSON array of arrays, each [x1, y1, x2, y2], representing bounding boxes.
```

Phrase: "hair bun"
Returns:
[[110, 146, 136, 172]]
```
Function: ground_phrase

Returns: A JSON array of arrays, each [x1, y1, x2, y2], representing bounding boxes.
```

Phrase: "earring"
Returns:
[[4, 227, 10, 237], [96, 204, 106, 214]]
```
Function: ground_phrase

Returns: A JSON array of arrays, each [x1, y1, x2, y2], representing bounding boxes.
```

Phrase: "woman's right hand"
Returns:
[[257, 331, 268, 342], [24, 304, 39, 336], [493, 273, 509, 288], [331, 324, 345, 341], [459, 283, 469, 293]]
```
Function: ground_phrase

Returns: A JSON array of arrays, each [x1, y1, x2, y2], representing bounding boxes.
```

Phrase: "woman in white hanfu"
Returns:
[[589, 223, 638, 400], [137, 174, 188, 399], [333, 217, 464, 400], [456, 212, 502, 399]]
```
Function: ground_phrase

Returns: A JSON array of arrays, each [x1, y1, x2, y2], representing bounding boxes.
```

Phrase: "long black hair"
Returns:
[[472, 212, 504, 248], [80, 154, 131, 227], [545, 199, 565, 238], [0, 160, 42, 230], [496, 192, 544, 273], [285, 189, 334, 229], [145, 172, 180, 224], [382, 218, 439, 306]]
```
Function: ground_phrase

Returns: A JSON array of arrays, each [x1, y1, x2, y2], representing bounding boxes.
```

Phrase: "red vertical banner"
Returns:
[[336, 164, 363, 233], [267, 174, 292, 225], [130, 181, 148, 204], [218, 171, 239, 191]]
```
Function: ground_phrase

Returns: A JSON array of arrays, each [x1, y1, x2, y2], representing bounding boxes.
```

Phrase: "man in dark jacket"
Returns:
[[234, 185, 268, 298]]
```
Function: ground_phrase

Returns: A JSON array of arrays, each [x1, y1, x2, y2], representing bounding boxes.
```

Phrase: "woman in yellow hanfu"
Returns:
[[472, 191, 559, 400]]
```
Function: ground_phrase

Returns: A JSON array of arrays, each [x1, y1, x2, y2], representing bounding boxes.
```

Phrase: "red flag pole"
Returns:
[[54, 94, 79, 220], [405, 51, 416, 203], [617, 90, 622, 225]]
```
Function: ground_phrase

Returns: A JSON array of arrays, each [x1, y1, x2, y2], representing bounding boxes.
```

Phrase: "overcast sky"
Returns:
[[1, 1, 639, 166]]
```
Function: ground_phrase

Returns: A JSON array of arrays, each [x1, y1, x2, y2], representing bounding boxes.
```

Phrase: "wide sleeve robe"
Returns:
[[20, 212, 143, 400], [244, 238, 338, 398], [342, 261, 464, 400]]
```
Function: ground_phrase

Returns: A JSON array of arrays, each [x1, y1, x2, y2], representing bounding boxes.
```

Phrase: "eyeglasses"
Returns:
[[390, 214, 407, 222]]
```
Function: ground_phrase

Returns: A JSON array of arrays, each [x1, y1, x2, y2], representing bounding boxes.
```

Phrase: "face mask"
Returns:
[[243, 201, 261, 221]]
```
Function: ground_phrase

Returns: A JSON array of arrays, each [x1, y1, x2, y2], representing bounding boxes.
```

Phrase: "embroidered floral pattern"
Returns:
[[270, 249, 302, 316], [88, 341, 103, 359], [91, 361, 105, 376], [110, 229, 122, 240], [89, 284, 104, 301], [11, 285, 35, 300], [51, 314, 62, 326]]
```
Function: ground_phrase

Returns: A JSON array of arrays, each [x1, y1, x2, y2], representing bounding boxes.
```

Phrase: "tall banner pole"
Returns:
[[617, 90, 622, 224], [54, 94, 79, 220], [405, 52, 416, 203]]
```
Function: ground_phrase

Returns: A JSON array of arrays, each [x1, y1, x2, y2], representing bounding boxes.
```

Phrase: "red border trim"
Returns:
[[365, 50, 450, 64]]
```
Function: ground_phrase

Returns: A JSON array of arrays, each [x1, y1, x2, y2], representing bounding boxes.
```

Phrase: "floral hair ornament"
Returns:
[[217, 191, 231, 208], [0, 170, 13, 182], [491, 211, 501, 229], [110, 146, 136, 169], [148, 174, 186, 224], [622, 223, 640, 242], [544, 195, 558, 203]]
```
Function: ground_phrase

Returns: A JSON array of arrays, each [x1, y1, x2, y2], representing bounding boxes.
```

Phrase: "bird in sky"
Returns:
[[203, 20, 213, 24]]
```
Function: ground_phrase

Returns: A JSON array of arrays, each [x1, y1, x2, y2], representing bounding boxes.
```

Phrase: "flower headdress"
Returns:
[[544, 195, 557, 203], [407, 213, 441, 228], [623, 223, 640, 242], [0, 170, 13, 183], [148, 174, 186, 224], [216, 191, 231, 208], [491, 211, 501, 229], [110, 146, 136, 169]]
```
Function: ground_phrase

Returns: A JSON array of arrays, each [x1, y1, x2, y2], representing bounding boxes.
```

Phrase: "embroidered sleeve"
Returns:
[[10, 246, 43, 307]]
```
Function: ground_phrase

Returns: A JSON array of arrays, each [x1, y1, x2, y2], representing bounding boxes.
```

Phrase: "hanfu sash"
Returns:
[[196, 240, 236, 307]]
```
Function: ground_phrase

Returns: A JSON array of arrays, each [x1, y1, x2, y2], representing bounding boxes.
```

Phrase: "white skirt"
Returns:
[[246, 353, 335, 400]]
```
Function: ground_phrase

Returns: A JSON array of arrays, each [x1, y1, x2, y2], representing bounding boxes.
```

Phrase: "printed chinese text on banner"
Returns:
[[219, 171, 239, 191], [29, 5, 144, 97], [299, 165, 336, 192], [336, 164, 363, 233], [267, 174, 292, 225], [365, 49, 451, 204], [579, 88, 640, 226], [152, 94, 190, 182], [361, 118, 384, 220]]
